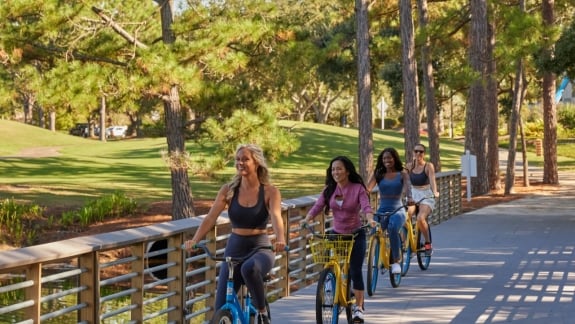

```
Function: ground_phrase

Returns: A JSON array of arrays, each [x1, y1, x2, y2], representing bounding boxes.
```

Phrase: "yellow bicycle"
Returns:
[[366, 204, 408, 294], [401, 197, 435, 275], [306, 225, 367, 324]]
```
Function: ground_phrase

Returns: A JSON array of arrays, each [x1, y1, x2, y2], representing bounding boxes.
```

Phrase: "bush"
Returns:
[[558, 105, 575, 130], [0, 198, 43, 246], [64, 192, 138, 227]]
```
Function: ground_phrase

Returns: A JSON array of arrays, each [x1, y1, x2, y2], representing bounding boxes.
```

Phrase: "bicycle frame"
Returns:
[[369, 225, 391, 271], [403, 196, 435, 274], [323, 254, 352, 307], [219, 257, 256, 324], [190, 243, 275, 324], [305, 224, 363, 324]]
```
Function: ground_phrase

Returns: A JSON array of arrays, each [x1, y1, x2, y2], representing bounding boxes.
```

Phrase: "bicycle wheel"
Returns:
[[389, 246, 402, 288], [401, 227, 411, 277], [211, 309, 234, 324], [316, 268, 338, 324], [366, 237, 380, 296], [416, 224, 432, 270], [344, 273, 353, 323]]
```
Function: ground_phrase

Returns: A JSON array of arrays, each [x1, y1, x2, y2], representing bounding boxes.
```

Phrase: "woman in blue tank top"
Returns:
[[367, 147, 412, 275]]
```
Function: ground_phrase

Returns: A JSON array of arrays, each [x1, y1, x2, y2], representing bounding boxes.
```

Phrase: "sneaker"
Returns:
[[424, 242, 433, 256], [391, 262, 401, 274], [352, 305, 364, 323], [257, 313, 270, 324]]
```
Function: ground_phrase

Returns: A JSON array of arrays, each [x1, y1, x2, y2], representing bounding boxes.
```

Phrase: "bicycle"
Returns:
[[366, 204, 408, 295], [192, 242, 274, 324], [304, 224, 369, 324], [401, 196, 435, 276]]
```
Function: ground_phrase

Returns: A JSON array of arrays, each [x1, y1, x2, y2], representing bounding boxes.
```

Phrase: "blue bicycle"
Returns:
[[194, 243, 273, 324]]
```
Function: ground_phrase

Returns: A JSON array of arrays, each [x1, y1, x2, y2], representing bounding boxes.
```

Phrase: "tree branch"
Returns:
[[91, 6, 149, 49]]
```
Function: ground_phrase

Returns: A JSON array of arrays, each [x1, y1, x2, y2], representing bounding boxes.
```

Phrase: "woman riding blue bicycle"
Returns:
[[185, 144, 286, 324]]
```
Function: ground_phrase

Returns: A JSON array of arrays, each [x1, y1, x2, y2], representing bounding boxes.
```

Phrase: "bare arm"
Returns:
[[184, 184, 229, 250], [267, 185, 286, 252], [427, 163, 439, 197], [401, 170, 413, 202], [366, 175, 376, 193]]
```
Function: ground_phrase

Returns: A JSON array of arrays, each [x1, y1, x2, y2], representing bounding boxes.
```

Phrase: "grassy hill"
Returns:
[[0, 119, 562, 209]]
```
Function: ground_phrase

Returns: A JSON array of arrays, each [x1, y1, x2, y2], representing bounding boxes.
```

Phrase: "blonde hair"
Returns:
[[226, 144, 270, 201]]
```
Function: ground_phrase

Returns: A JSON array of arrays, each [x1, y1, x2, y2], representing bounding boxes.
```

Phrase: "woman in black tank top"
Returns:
[[185, 144, 286, 324], [406, 144, 439, 255]]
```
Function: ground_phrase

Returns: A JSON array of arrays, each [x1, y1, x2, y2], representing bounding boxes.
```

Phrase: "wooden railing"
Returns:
[[0, 171, 461, 324]]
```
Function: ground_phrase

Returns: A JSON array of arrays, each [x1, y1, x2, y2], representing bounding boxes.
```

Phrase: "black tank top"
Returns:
[[228, 185, 269, 230], [410, 163, 430, 186]]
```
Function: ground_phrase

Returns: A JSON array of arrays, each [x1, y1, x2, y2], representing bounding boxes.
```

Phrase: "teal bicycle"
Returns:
[[194, 243, 273, 324]]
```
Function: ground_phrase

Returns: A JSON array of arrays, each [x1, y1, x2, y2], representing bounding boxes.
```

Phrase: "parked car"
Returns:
[[106, 126, 128, 139], [69, 123, 89, 137]]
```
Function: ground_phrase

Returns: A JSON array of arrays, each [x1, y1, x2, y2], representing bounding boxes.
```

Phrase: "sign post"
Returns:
[[460, 150, 477, 202], [379, 98, 387, 129]]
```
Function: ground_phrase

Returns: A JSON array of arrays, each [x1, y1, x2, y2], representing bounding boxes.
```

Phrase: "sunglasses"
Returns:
[[414, 150, 425, 154]]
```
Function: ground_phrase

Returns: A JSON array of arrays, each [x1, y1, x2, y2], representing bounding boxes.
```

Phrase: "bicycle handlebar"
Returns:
[[374, 196, 434, 219], [190, 243, 275, 263], [301, 222, 371, 239]]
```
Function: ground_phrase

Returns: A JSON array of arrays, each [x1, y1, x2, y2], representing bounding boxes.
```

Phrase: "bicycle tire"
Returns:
[[401, 226, 411, 277], [316, 268, 339, 324], [344, 273, 353, 323], [211, 309, 234, 324], [416, 224, 432, 270], [249, 300, 271, 324], [389, 247, 402, 288], [366, 237, 380, 296]]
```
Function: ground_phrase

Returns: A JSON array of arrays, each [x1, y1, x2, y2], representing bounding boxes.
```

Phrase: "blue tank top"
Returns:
[[228, 185, 269, 229], [378, 172, 403, 196], [377, 172, 404, 213]]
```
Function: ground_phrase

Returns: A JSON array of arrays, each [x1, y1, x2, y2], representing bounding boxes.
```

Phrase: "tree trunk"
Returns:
[[417, 0, 440, 171], [505, 59, 524, 195], [157, 0, 195, 218], [487, 14, 500, 190], [465, 0, 490, 196], [165, 85, 195, 219], [356, 0, 374, 182], [519, 114, 529, 187], [542, 0, 558, 184], [100, 96, 107, 142], [505, 0, 526, 195], [399, 0, 420, 162]]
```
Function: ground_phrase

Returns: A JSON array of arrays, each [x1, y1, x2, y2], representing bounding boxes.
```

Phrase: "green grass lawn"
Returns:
[[1, 119, 572, 210]]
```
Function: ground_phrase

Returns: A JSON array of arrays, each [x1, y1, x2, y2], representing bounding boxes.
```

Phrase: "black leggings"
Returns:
[[329, 229, 366, 291], [215, 233, 274, 311]]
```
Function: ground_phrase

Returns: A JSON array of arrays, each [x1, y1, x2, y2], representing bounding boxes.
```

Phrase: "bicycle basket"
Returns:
[[310, 234, 355, 265]]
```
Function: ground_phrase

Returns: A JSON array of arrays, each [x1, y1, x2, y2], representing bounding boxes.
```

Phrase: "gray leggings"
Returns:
[[215, 233, 274, 311]]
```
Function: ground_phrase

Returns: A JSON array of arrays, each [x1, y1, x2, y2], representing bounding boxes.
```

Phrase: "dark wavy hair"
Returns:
[[373, 147, 404, 183], [322, 156, 367, 214]]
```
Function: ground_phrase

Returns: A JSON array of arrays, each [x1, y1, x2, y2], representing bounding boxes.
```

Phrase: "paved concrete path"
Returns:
[[271, 172, 575, 324]]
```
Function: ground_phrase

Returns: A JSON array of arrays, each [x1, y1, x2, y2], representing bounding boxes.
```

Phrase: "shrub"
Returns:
[[558, 104, 575, 130], [60, 192, 138, 227], [0, 198, 43, 246]]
